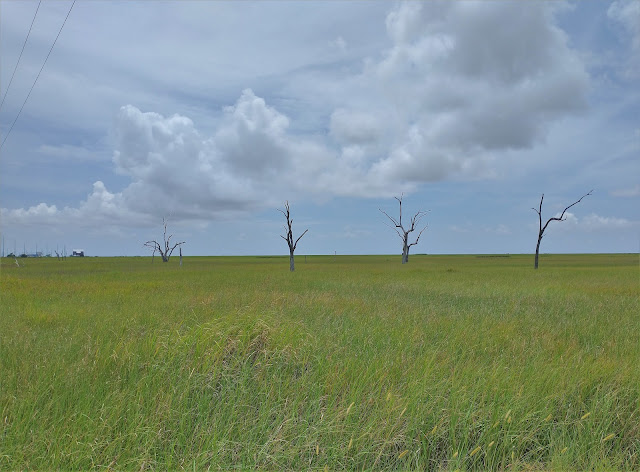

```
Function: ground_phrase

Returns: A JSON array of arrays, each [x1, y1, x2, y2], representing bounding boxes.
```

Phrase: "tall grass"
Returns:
[[1, 254, 638, 470]]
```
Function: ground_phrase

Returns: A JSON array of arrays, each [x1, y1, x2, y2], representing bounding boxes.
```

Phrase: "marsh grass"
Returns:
[[0, 254, 638, 470]]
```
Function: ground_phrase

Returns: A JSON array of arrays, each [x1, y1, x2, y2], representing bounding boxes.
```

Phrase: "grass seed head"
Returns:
[[346, 402, 354, 416]]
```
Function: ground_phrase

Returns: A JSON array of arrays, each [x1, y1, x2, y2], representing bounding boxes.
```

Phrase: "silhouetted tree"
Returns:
[[144, 218, 185, 263], [532, 190, 592, 269], [279, 201, 308, 272], [380, 194, 428, 264]]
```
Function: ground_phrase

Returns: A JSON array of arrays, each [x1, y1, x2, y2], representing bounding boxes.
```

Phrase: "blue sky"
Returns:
[[1, 1, 638, 257]]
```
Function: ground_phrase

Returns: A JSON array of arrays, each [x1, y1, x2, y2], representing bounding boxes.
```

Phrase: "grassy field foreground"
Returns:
[[0, 254, 638, 470]]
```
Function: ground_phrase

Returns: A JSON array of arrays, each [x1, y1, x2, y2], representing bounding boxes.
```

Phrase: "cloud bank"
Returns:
[[2, 2, 590, 227]]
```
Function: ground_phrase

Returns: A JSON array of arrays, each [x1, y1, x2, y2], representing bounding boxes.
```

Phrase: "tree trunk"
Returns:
[[289, 251, 295, 272], [402, 245, 409, 264], [534, 236, 541, 269], [402, 234, 410, 264]]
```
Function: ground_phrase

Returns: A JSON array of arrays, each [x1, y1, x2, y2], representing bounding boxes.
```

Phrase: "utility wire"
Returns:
[[0, 0, 75, 151], [0, 0, 42, 112]]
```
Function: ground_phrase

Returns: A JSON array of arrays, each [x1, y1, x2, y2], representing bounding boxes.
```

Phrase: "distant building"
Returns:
[[72, 249, 85, 257]]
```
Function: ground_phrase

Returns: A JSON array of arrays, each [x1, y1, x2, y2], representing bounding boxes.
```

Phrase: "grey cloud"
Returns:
[[215, 90, 291, 178], [374, 2, 588, 150], [2, 1, 593, 226], [330, 109, 381, 145]]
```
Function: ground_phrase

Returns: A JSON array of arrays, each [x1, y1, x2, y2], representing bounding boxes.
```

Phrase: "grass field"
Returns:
[[1, 254, 638, 470]]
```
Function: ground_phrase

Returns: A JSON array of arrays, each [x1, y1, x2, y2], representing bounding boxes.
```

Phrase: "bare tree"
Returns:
[[532, 190, 592, 269], [144, 218, 185, 263], [279, 201, 308, 272], [380, 194, 429, 264]]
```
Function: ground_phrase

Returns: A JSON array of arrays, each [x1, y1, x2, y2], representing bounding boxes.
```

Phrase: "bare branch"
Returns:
[[381, 195, 429, 263], [533, 190, 592, 269], [279, 201, 308, 271], [144, 219, 185, 262], [293, 229, 309, 250], [379, 209, 401, 228], [408, 225, 428, 248], [380, 217, 404, 240], [540, 190, 592, 235]]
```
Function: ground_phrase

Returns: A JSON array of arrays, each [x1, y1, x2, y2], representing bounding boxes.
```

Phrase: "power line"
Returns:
[[0, 0, 42, 112], [0, 0, 75, 151]]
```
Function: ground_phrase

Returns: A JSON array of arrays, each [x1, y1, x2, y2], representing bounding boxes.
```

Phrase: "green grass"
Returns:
[[1, 254, 638, 470]]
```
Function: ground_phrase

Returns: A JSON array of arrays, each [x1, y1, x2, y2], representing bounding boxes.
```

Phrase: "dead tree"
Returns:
[[532, 190, 592, 269], [380, 194, 428, 264], [279, 201, 308, 272], [144, 218, 185, 263]]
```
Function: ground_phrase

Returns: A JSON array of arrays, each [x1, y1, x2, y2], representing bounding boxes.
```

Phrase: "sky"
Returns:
[[0, 0, 638, 257]]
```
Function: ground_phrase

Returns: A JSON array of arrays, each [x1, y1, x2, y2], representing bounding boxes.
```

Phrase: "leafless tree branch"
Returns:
[[380, 195, 429, 264], [279, 201, 308, 271], [143, 218, 185, 263], [533, 190, 592, 269]]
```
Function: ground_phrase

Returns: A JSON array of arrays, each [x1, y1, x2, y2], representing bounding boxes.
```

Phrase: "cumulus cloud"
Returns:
[[111, 90, 305, 218], [330, 109, 381, 145], [361, 2, 588, 183], [550, 212, 638, 232], [0, 181, 149, 229], [2, 2, 590, 227]]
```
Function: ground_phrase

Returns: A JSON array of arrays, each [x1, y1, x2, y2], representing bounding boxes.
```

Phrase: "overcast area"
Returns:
[[1, 1, 638, 257]]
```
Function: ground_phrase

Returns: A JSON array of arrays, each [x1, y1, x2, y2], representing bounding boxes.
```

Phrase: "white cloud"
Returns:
[[349, 1, 588, 184], [0, 181, 149, 229], [549, 212, 638, 233], [581, 213, 637, 231], [330, 109, 381, 145], [111, 91, 298, 218], [2, 2, 591, 227]]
